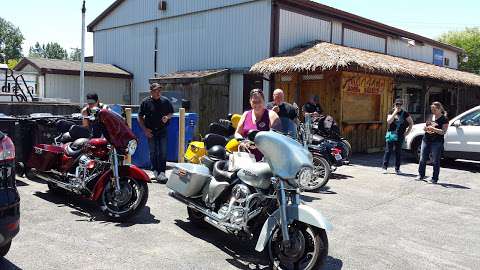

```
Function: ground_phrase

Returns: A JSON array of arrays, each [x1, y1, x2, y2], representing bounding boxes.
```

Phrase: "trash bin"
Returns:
[[130, 113, 198, 168], [131, 113, 151, 169], [167, 113, 198, 162]]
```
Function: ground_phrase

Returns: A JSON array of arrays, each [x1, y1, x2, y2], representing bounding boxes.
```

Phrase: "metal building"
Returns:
[[88, 0, 464, 113], [14, 57, 133, 104]]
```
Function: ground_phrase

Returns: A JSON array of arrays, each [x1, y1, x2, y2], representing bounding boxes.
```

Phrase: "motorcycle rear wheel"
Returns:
[[340, 139, 352, 160], [98, 177, 148, 222], [267, 222, 328, 270], [187, 207, 207, 226], [0, 241, 11, 257]]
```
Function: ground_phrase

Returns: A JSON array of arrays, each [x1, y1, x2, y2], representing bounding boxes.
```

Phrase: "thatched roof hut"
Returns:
[[250, 42, 480, 87]]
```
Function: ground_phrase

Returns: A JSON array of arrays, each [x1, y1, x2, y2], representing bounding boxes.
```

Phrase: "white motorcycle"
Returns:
[[167, 131, 332, 269]]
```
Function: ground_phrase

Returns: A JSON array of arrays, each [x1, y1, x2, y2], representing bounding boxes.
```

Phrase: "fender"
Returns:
[[91, 165, 150, 201], [255, 204, 332, 252]]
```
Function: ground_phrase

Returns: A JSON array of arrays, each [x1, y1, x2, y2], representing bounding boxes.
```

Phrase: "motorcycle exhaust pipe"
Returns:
[[32, 170, 79, 194]]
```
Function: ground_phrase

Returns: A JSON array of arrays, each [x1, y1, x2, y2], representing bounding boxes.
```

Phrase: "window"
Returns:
[[460, 110, 480, 126], [444, 58, 450, 67]]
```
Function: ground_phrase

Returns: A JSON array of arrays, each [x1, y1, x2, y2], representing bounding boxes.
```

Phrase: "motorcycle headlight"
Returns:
[[127, 139, 137, 155]]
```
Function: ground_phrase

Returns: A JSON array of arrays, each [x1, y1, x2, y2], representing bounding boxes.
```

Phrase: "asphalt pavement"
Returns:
[[1, 154, 479, 270]]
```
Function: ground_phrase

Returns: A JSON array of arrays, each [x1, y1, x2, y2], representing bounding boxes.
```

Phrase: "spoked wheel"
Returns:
[[339, 139, 352, 160], [300, 156, 331, 191], [98, 177, 148, 222], [268, 222, 328, 270]]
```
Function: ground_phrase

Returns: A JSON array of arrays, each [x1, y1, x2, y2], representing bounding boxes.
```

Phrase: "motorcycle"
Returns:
[[296, 114, 350, 191], [310, 114, 352, 161], [26, 108, 149, 221], [167, 131, 331, 269]]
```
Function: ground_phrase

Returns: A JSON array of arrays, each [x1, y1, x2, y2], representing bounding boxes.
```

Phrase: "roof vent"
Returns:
[[159, 1, 167, 11]]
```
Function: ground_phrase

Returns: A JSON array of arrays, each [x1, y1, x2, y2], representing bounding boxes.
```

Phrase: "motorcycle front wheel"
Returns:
[[267, 222, 328, 270], [98, 177, 149, 222], [301, 155, 331, 191]]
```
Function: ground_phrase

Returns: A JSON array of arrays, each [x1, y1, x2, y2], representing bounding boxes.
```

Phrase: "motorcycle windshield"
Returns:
[[98, 109, 136, 154], [255, 131, 312, 180]]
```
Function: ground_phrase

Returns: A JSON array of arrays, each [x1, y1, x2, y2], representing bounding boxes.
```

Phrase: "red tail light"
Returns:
[[331, 148, 342, 156], [86, 160, 96, 170], [0, 136, 15, 161]]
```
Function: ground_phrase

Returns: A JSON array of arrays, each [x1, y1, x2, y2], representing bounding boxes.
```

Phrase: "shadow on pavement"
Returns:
[[441, 160, 480, 173], [331, 173, 354, 180], [175, 219, 269, 270], [14, 179, 29, 187], [33, 191, 159, 226], [436, 183, 470, 189], [0, 258, 22, 270]]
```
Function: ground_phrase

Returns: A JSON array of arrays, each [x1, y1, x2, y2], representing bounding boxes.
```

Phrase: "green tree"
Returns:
[[7, 59, 18, 69], [0, 17, 24, 63], [28, 42, 68, 60], [439, 27, 480, 74], [69, 48, 82, 61]]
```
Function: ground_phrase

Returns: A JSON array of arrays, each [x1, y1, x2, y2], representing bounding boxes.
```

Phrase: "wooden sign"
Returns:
[[341, 72, 393, 95]]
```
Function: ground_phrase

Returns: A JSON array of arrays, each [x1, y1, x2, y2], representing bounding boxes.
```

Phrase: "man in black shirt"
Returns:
[[138, 83, 174, 182], [81, 92, 108, 138], [266, 89, 297, 137], [302, 95, 324, 117]]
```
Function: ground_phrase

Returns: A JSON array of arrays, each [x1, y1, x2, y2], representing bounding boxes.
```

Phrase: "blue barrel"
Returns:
[[130, 113, 198, 168], [167, 113, 198, 162]]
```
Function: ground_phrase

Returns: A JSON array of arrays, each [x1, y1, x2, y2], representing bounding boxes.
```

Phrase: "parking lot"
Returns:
[[1, 154, 479, 270]]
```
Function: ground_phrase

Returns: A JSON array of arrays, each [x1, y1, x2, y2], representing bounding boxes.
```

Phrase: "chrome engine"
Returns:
[[217, 184, 258, 227]]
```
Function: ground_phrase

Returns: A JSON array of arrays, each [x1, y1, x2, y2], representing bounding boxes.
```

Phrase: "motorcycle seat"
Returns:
[[213, 160, 237, 183], [65, 138, 89, 157]]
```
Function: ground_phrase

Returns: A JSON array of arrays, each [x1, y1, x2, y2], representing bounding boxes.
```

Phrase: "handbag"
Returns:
[[385, 111, 405, 143]]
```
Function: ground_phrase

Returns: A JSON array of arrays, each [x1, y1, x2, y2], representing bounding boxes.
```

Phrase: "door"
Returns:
[[445, 108, 480, 160], [243, 74, 264, 111]]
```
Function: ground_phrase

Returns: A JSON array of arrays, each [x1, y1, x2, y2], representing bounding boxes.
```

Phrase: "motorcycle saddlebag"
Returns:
[[27, 144, 64, 171], [167, 163, 211, 197]]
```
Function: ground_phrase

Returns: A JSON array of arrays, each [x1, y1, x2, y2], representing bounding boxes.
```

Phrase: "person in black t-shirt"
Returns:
[[81, 93, 109, 138], [382, 98, 414, 174], [416, 102, 449, 184], [138, 83, 174, 182], [266, 89, 297, 137], [302, 95, 324, 117]]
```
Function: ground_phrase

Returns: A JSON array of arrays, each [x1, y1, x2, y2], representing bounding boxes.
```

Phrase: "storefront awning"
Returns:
[[250, 42, 480, 87]]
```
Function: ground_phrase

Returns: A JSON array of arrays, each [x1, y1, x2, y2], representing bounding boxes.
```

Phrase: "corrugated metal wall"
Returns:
[[343, 28, 386, 53], [229, 72, 244, 114], [278, 9, 331, 53], [94, 0, 271, 104], [44, 74, 130, 104], [331, 20, 343, 45], [94, 0, 258, 31]]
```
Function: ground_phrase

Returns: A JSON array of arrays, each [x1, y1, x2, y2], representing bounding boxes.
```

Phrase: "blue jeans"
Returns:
[[382, 140, 402, 170], [418, 140, 443, 181], [148, 131, 168, 173]]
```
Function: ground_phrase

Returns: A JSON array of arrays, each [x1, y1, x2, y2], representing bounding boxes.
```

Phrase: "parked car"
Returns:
[[403, 105, 480, 162], [0, 131, 20, 257]]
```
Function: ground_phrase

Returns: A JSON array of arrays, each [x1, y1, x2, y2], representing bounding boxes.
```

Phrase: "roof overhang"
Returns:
[[150, 69, 229, 84], [250, 42, 480, 87]]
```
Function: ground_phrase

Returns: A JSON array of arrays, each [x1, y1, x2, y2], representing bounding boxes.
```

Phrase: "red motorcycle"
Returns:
[[26, 109, 149, 221]]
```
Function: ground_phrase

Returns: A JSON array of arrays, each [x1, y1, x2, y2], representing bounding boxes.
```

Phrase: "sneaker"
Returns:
[[157, 172, 168, 183], [152, 170, 159, 180], [395, 169, 403, 175], [414, 175, 425, 181], [428, 178, 438, 184], [382, 168, 388, 174]]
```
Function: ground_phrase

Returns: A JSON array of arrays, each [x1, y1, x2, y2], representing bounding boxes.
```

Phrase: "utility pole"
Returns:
[[80, 0, 86, 106]]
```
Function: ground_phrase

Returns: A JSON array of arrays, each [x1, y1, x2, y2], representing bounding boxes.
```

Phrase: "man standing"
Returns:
[[302, 95, 324, 117], [138, 83, 174, 182], [267, 89, 297, 137], [81, 92, 108, 138]]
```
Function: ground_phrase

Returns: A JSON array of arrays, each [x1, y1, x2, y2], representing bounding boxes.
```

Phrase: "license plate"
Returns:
[[334, 154, 342, 161]]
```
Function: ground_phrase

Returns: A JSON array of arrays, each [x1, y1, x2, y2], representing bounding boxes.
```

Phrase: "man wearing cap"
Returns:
[[81, 92, 108, 138], [138, 83, 174, 182]]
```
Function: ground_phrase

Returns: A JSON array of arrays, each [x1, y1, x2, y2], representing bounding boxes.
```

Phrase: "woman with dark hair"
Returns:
[[235, 89, 280, 160], [382, 98, 414, 174], [415, 101, 449, 184]]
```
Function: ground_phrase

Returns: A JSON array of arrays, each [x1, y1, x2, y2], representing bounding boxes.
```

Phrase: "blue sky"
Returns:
[[2, 0, 479, 57]]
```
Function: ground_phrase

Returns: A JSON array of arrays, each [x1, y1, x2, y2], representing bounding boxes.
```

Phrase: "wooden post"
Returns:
[[125, 108, 132, 164], [178, 108, 186, 163]]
